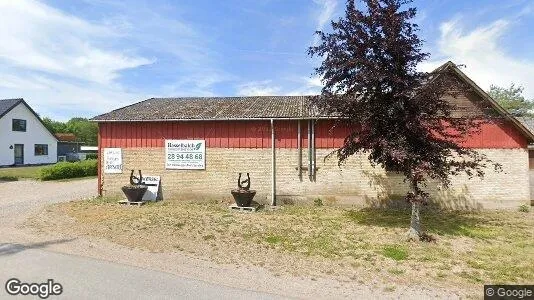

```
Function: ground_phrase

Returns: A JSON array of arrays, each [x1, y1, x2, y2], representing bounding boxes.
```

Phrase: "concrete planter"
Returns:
[[121, 185, 148, 202]]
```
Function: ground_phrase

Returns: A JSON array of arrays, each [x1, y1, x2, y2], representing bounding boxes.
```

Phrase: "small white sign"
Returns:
[[103, 148, 122, 174], [165, 140, 205, 170], [141, 175, 160, 201]]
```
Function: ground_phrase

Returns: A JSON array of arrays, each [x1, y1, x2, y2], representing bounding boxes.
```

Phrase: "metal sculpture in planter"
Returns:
[[231, 173, 256, 207], [121, 170, 148, 202]]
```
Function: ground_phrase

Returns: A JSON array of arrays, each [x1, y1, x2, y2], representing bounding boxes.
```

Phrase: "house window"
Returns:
[[35, 144, 48, 156], [12, 119, 27, 132]]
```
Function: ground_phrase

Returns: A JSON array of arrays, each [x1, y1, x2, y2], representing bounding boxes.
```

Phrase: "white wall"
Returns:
[[0, 103, 57, 166]]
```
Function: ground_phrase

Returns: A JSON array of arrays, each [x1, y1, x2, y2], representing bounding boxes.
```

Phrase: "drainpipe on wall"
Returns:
[[311, 119, 316, 181], [271, 118, 276, 206], [308, 120, 312, 180], [97, 125, 103, 196], [297, 120, 302, 180]]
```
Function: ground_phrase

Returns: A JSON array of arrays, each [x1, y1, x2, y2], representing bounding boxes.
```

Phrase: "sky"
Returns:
[[0, 0, 532, 121]]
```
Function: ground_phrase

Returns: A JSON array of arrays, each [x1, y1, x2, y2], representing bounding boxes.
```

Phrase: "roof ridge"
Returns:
[[148, 95, 318, 100], [92, 95, 326, 121], [0, 98, 24, 101]]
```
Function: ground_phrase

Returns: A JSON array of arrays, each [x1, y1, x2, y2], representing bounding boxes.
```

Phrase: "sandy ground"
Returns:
[[0, 179, 462, 299]]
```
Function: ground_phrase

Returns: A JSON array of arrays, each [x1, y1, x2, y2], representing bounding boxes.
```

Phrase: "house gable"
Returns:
[[0, 99, 57, 141], [437, 62, 534, 143], [0, 99, 58, 165]]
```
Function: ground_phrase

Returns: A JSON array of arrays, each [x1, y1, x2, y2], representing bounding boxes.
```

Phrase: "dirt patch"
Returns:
[[28, 198, 534, 298]]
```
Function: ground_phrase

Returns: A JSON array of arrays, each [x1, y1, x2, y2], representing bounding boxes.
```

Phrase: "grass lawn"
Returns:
[[0, 165, 45, 181], [32, 199, 534, 296]]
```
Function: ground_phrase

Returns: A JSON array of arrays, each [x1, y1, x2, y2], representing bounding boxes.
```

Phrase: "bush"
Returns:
[[85, 153, 98, 160], [519, 204, 530, 213], [39, 160, 97, 181]]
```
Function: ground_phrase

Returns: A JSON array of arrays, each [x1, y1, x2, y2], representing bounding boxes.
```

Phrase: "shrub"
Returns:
[[39, 160, 97, 181], [519, 204, 530, 213], [85, 153, 98, 160], [0, 176, 18, 181]]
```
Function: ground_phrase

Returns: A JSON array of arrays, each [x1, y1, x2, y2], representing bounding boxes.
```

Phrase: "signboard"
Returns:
[[141, 175, 160, 201], [103, 148, 122, 174], [165, 140, 205, 170]]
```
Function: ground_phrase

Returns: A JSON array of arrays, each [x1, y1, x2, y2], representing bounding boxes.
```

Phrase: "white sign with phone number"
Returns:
[[165, 140, 205, 170]]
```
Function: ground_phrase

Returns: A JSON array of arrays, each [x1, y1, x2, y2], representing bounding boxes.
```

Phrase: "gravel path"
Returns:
[[0, 179, 462, 299], [0, 179, 96, 226]]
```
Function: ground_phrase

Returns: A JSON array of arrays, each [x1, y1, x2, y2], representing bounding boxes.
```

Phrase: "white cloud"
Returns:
[[236, 80, 282, 96], [0, 73, 144, 121], [419, 18, 534, 98], [0, 0, 233, 120], [287, 76, 323, 96], [235, 76, 323, 97], [312, 0, 337, 45], [0, 0, 153, 84], [314, 0, 337, 30]]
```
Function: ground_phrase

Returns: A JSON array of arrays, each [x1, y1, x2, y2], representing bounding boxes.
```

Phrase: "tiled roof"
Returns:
[[0, 98, 23, 118], [92, 96, 332, 121], [516, 117, 534, 136]]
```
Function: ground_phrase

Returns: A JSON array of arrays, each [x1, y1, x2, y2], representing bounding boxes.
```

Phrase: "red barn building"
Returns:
[[93, 63, 534, 209]]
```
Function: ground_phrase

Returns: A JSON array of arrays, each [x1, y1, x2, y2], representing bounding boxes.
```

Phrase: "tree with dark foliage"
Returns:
[[308, 0, 499, 240]]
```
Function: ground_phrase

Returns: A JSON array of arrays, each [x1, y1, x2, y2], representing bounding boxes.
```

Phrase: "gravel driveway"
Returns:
[[0, 179, 285, 300], [0, 179, 461, 299], [0, 178, 96, 226]]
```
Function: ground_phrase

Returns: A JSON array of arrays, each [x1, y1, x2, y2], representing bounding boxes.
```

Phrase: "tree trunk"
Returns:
[[407, 201, 421, 241], [406, 179, 422, 241]]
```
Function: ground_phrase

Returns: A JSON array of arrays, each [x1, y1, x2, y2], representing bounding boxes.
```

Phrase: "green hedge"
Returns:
[[85, 153, 98, 160], [39, 160, 97, 181]]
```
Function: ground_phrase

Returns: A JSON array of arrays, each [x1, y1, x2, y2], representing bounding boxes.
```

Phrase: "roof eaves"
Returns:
[[20, 99, 58, 141], [92, 116, 341, 122], [90, 97, 155, 121]]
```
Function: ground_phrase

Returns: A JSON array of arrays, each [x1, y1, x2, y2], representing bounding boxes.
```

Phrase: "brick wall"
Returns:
[[101, 147, 529, 209]]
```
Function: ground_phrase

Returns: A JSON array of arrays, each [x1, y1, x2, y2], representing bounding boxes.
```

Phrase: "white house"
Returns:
[[0, 98, 57, 166]]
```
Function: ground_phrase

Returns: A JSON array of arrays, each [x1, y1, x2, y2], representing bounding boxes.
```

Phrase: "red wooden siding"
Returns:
[[458, 121, 527, 148], [98, 119, 527, 149]]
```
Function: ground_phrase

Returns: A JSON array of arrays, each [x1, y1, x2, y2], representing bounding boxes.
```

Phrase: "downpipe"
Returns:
[[271, 119, 276, 206], [308, 120, 312, 180], [311, 119, 316, 182], [297, 120, 302, 181]]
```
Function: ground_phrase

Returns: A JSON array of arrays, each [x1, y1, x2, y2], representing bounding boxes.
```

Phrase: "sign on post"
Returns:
[[103, 148, 122, 174], [165, 140, 205, 170]]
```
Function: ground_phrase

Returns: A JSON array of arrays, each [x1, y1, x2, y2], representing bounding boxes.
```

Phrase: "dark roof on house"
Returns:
[[0, 98, 58, 141], [92, 96, 329, 121], [0, 98, 24, 119]]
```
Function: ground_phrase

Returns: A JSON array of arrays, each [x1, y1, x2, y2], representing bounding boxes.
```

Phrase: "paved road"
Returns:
[[0, 179, 283, 300], [0, 244, 281, 299]]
